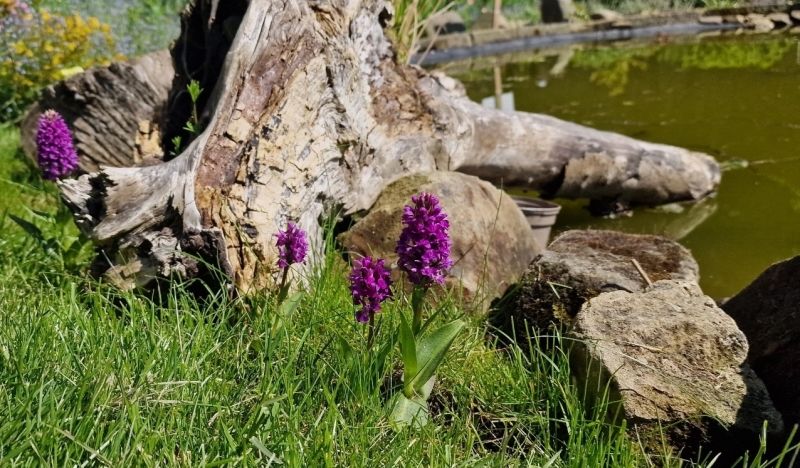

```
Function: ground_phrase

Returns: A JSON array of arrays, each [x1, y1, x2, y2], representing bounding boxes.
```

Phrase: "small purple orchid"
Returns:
[[349, 256, 393, 324], [36, 110, 79, 181], [395, 192, 453, 287], [275, 222, 308, 269]]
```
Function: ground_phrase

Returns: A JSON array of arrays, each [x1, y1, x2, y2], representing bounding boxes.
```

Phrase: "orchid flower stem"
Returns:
[[279, 268, 289, 292], [411, 285, 426, 335], [367, 313, 375, 349]]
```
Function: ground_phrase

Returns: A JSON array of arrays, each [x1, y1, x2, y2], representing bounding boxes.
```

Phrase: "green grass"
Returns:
[[0, 127, 796, 467]]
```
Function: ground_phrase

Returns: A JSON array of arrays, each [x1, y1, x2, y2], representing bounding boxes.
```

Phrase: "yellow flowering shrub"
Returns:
[[0, 5, 123, 122]]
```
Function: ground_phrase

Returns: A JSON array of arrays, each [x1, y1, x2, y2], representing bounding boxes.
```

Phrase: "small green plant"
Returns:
[[389, 0, 451, 63], [392, 308, 464, 427], [169, 135, 182, 157], [170, 79, 203, 156], [184, 79, 203, 135], [8, 202, 89, 275]]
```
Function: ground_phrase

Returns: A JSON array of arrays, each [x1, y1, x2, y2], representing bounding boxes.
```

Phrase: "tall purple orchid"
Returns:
[[389, 192, 464, 428], [395, 192, 453, 287], [395, 192, 453, 334], [36, 110, 79, 181]]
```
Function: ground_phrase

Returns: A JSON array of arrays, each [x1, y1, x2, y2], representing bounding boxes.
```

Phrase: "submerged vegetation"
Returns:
[[570, 36, 796, 95]]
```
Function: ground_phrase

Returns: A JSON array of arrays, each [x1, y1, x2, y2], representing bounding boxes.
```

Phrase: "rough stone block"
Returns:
[[571, 280, 783, 455]]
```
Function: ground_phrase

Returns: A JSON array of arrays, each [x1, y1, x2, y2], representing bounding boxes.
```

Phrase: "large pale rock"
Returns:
[[570, 280, 783, 454], [722, 256, 800, 426], [747, 13, 775, 32], [338, 171, 540, 315], [491, 230, 699, 332], [590, 8, 623, 21]]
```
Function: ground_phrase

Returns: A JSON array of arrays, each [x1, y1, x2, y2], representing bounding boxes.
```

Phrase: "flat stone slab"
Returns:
[[491, 230, 699, 332]]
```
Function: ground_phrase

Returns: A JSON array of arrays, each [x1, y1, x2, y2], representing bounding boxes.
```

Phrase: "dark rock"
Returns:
[[570, 280, 783, 457], [723, 14, 747, 24], [722, 256, 800, 427], [338, 171, 540, 315], [541, 0, 575, 23], [491, 230, 698, 333]]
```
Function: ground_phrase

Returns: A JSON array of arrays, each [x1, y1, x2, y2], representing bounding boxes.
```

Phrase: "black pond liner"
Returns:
[[413, 22, 741, 66]]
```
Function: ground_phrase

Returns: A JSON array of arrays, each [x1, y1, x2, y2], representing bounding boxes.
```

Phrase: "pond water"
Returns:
[[450, 33, 800, 299]]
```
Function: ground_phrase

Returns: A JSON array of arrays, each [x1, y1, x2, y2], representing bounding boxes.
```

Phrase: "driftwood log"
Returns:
[[21, 51, 174, 171], [56, 0, 721, 291]]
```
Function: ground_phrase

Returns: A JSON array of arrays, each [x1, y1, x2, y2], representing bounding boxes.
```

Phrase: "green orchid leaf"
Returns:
[[338, 335, 354, 363], [409, 319, 464, 395], [271, 291, 304, 336], [23, 207, 55, 224], [9, 214, 45, 244], [63, 235, 89, 262], [398, 312, 417, 395], [419, 306, 443, 336], [278, 291, 304, 318], [418, 375, 435, 401], [42, 238, 61, 258], [389, 393, 429, 430], [276, 280, 292, 305]]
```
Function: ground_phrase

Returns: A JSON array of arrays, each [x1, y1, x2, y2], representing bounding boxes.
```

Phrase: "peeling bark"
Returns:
[[57, 0, 720, 291]]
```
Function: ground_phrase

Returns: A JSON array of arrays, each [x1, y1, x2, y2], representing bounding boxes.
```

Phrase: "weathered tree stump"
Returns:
[[57, 0, 721, 291]]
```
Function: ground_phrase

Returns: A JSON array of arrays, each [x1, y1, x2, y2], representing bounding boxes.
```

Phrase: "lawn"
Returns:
[[0, 126, 644, 466], [0, 122, 796, 466]]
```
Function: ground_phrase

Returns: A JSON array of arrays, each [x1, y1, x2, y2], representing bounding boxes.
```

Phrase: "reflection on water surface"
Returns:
[[450, 34, 800, 298]]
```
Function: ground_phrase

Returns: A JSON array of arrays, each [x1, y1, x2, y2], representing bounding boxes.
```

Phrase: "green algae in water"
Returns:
[[452, 34, 800, 299]]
